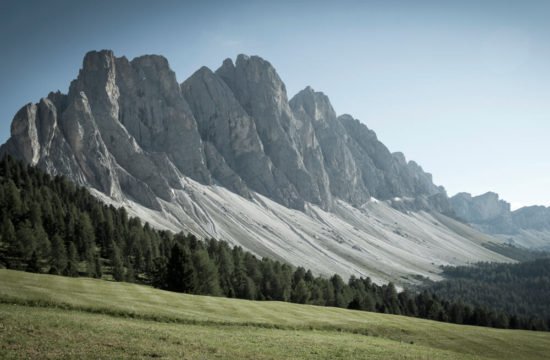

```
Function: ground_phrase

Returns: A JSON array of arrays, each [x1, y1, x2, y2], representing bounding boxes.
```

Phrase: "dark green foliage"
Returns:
[[165, 244, 189, 292], [192, 249, 221, 296], [25, 251, 40, 273], [483, 242, 550, 262], [425, 260, 550, 331], [111, 244, 124, 281], [64, 242, 79, 277], [291, 279, 310, 304], [49, 234, 67, 273], [1, 155, 548, 332]]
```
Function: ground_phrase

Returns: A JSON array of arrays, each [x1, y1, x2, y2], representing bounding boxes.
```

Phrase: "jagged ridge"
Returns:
[[1, 50, 447, 212]]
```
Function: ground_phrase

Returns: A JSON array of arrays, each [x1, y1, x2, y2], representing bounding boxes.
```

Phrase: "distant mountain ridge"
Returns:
[[0, 50, 522, 282], [450, 192, 550, 249]]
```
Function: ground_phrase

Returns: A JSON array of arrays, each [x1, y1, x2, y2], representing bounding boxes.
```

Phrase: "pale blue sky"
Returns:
[[1, 0, 549, 209]]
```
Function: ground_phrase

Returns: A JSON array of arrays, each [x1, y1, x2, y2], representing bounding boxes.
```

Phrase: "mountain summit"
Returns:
[[0, 50, 513, 282]]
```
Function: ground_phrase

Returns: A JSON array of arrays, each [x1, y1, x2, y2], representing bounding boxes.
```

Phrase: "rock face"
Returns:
[[215, 55, 332, 210], [450, 192, 511, 224], [3, 49, 524, 280], [450, 192, 550, 249], [290, 88, 447, 211], [1, 50, 447, 213], [181, 66, 293, 205]]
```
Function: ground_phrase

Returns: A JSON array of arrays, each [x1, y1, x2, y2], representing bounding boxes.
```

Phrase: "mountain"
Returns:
[[450, 192, 550, 250], [0, 50, 513, 283]]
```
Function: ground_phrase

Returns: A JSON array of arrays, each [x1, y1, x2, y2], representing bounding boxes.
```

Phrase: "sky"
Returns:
[[0, 0, 549, 209]]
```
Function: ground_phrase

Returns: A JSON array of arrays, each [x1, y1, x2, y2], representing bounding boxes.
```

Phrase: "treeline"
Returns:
[[0, 155, 171, 280], [483, 242, 550, 262], [0, 155, 548, 332], [425, 260, 550, 331]]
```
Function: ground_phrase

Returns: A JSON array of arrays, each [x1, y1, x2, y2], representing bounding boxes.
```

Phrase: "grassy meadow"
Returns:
[[1, 269, 549, 359]]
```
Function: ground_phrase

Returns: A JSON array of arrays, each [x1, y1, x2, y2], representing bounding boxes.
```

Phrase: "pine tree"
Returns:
[[16, 221, 36, 259], [151, 257, 168, 289], [323, 280, 335, 306], [94, 254, 103, 279], [384, 282, 401, 315], [2, 217, 20, 266], [111, 243, 125, 281], [76, 213, 95, 258], [49, 234, 68, 274], [64, 242, 79, 277], [232, 252, 255, 299], [26, 251, 40, 273], [33, 224, 51, 259], [193, 249, 221, 296], [125, 258, 135, 282], [331, 274, 348, 308], [217, 244, 235, 297], [166, 244, 186, 292], [5, 180, 22, 216], [85, 249, 97, 278], [292, 279, 310, 304]]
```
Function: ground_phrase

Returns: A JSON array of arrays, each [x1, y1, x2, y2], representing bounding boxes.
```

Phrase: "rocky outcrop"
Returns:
[[450, 192, 510, 223], [513, 206, 550, 231], [449, 192, 550, 248]]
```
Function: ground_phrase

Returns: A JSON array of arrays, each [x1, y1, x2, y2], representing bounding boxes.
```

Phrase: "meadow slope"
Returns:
[[1, 270, 549, 359]]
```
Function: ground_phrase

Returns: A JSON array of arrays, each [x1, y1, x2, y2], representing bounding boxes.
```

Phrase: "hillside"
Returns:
[[1, 270, 550, 359], [2, 156, 535, 332]]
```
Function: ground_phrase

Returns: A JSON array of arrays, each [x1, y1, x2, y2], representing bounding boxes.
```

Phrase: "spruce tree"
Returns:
[[16, 221, 36, 259], [64, 242, 79, 277], [5, 179, 22, 216], [111, 243, 125, 281], [49, 234, 68, 274], [94, 254, 103, 279], [193, 249, 221, 296], [151, 257, 168, 289], [292, 279, 310, 304], [2, 217, 20, 266], [166, 244, 186, 292], [26, 251, 40, 273], [217, 244, 235, 297], [125, 258, 135, 282]]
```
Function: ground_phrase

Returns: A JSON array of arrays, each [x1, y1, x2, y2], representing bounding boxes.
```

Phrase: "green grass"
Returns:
[[1, 269, 549, 359]]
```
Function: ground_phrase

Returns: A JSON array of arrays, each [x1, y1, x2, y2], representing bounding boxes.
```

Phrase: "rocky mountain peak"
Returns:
[[290, 86, 337, 123], [216, 54, 288, 113], [81, 50, 115, 71]]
